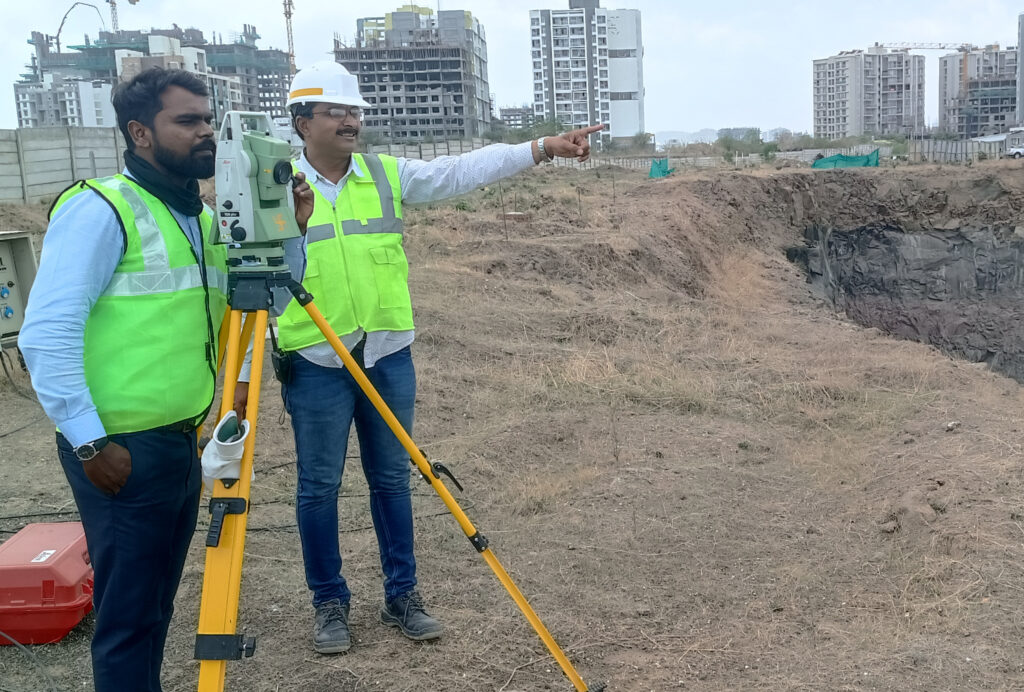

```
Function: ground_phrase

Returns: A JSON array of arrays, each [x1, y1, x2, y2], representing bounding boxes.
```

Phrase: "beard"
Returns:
[[153, 136, 217, 180]]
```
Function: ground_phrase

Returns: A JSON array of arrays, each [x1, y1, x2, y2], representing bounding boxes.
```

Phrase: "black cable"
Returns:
[[0, 510, 80, 522], [0, 510, 83, 535], [258, 454, 361, 474], [0, 628, 60, 692], [0, 414, 46, 439], [0, 346, 47, 437], [242, 502, 476, 535], [0, 485, 451, 523], [0, 501, 476, 537]]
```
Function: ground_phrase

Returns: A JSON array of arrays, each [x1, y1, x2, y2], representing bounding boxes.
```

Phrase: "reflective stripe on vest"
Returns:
[[85, 178, 229, 297], [93, 177, 172, 271], [304, 156, 402, 241]]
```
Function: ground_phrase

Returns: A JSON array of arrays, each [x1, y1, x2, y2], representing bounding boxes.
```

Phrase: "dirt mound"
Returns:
[[6, 162, 1024, 690], [0, 201, 49, 236]]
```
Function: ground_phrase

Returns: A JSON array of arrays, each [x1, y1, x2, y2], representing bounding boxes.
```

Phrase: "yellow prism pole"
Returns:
[[195, 308, 268, 692]]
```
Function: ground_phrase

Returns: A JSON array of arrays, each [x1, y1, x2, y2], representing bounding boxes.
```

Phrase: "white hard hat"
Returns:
[[287, 61, 371, 109]]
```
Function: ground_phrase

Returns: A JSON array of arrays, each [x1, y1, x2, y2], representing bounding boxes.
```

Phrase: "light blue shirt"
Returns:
[[19, 174, 206, 448]]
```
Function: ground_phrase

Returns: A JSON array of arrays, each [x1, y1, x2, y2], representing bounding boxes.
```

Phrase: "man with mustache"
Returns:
[[18, 68, 287, 692], [233, 60, 602, 655]]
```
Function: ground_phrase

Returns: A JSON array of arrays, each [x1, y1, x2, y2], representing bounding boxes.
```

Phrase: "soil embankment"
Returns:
[[4, 162, 1024, 690]]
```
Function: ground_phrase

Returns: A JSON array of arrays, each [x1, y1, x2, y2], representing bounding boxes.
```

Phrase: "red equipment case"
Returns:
[[0, 522, 93, 645]]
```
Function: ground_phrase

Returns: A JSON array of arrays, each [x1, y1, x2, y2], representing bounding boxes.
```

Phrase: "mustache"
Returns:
[[191, 140, 217, 154], [336, 127, 359, 137]]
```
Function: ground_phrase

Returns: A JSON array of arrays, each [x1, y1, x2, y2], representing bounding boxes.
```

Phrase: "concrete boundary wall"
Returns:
[[0, 128, 905, 207], [0, 127, 126, 205], [910, 139, 1004, 164], [368, 139, 488, 161]]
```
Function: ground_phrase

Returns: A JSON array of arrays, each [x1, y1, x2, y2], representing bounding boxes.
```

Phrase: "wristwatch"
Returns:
[[75, 437, 109, 462], [537, 137, 553, 162]]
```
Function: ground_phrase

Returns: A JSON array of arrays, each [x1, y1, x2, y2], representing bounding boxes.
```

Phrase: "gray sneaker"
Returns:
[[380, 590, 443, 641], [313, 599, 351, 654]]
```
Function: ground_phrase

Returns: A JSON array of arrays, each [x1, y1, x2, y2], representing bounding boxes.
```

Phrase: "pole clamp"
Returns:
[[467, 531, 489, 553]]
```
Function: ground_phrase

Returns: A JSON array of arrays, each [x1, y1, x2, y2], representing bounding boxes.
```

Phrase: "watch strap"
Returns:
[[537, 137, 553, 162]]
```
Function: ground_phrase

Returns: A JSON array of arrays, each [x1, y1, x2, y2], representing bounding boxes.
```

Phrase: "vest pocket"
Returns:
[[368, 247, 409, 309], [304, 257, 321, 279]]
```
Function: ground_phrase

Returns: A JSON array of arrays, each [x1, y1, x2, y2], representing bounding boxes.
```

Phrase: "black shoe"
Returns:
[[380, 590, 443, 641], [313, 599, 351, 654]]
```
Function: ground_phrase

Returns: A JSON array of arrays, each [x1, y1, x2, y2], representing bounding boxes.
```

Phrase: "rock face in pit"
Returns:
[[793, 223, 1024, 382]]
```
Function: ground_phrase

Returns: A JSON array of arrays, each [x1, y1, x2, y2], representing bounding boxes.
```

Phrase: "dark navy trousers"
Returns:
[[57, 428, 201, 692]]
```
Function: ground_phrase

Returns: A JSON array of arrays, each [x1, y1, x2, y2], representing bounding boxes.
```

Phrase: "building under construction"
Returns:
[[14, 25, 290, 127], [334, 5, 491, 143], [204, 25, 291, 118], [938, 45, 1017, 139]]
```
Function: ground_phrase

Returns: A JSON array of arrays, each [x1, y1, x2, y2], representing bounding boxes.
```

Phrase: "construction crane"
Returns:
[[874, 42, 980, 113], [55, 2, 106, 52], [106, 0, 139, 33], [283, 0, 296, 74], [874, 42, 976, 51]]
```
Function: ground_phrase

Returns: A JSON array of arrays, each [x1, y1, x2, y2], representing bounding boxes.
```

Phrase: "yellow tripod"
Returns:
[[193, 275, 603, 692]]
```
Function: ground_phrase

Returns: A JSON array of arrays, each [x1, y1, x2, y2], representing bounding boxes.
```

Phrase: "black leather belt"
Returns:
[[153, 418, 199, 434]]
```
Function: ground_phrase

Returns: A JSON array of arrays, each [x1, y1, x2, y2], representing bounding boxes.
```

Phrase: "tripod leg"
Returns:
[[199, 310, 251, 476], [216, 306, 232, 372], [295, 299, 592, 692], [198, 307, 235, 451], [195, 309, 269, 692], [232, 313, 257, 385]]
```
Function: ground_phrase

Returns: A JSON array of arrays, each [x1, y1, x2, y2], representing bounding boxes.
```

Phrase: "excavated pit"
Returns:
[[790, 222, 1024, 382]]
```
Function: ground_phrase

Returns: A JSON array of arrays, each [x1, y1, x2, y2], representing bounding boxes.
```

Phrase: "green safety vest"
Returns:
[[50, 175, 228, 435], [277, 153, 413, 351]]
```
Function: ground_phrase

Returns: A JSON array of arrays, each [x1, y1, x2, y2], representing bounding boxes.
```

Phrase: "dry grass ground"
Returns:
[[4, 162, 1024, 691]]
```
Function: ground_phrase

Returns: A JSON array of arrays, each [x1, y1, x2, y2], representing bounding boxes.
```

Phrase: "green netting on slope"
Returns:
[[811, 149, 880, 169], [649, 158, 676, 178]]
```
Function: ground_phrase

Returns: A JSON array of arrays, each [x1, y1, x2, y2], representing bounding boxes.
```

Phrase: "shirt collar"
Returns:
[[297, 150, 364, 187]]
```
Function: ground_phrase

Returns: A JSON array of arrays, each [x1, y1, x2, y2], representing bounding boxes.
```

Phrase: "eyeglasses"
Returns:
[[310, 106, 364, 120]]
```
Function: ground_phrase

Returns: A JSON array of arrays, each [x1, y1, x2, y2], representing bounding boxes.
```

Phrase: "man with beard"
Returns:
[[233, 60, 602, 655], [19, 68, 309, 692]]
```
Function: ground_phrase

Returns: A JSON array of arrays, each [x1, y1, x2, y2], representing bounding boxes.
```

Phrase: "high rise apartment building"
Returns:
[[115, 34, 245, 125], [939, 45, 1017, 138], [499, 105, 535, 129], [14, 77, 114, 128], [14, 25, 290, 127], [813, 46, 925, 139], [336, 5, 490, 143], [529, 0, 644, 144], [1018, 14, 1024, 125]]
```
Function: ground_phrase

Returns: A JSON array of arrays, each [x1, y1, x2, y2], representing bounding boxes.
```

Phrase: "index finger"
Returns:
[[581, 124, 606, 134]]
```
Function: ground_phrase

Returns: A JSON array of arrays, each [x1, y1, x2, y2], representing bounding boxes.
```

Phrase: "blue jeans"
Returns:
[[283, 343, 418, 606], [57, 428, 201, 692]]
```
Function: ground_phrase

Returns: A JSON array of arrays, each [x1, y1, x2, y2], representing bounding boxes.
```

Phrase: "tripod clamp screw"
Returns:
[[413, 449, 464, 492]]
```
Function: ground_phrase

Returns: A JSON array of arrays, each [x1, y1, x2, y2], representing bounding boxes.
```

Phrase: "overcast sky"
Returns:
[[3, 0, 1024, 136]]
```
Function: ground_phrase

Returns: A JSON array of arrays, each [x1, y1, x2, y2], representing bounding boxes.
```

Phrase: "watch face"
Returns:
[[76, 444, 97, 461]]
